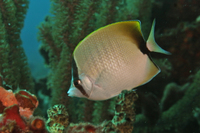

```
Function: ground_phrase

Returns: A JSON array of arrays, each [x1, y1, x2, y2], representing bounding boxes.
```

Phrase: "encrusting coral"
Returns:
[[0, 86, 38, 118], [44, 90, 138, 132], [103, 90, 138, 133], [0, 86, 47, 133], [62, 90, 138, 133], [0, 104, 27, 130], [46, 104, 69, 133], [67, 123, 101, 133]]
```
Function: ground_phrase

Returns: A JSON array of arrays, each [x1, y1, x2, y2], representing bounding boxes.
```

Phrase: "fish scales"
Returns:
[[68, 20, 170, 100]]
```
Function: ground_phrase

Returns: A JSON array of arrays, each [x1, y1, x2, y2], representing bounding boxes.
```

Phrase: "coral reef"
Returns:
[[46, 104, 69, 133], [0, 0, 34, 91], [131, 1, 200, 132], [1, 0, 200, 132], [153, 0, 200, 84], [0, 86, 47, 132], [1, 0, 147, 132], [0, 86, 38, 118], [153, 0, 200, 31], [193, 107, 200, 126], [0, 104, 27, 130], [157, 20, 200, 84], [29, 117, 46, 131], [160, 82, 188, 112], [47, 89, 138, 133], [103, 90, 138, 133], [134, 70, 200, 133], [135, 91, 161, 125], [67, 123, 101, 133], [45, 90, 138, 132]]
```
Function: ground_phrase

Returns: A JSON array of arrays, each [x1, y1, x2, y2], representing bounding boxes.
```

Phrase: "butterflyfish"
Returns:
[[68, 19, 170, 100]]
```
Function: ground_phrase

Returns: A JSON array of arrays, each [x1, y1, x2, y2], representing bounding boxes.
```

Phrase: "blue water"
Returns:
[[21, 0, 50, 79]]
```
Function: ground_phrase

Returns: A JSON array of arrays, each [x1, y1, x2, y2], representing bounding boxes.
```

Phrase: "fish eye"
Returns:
[[73, 79, 89, 98], [73, 79, 81, 86]]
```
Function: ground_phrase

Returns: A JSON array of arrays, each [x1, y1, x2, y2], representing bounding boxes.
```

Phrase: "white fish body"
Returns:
[[68, 20, 170, 100]]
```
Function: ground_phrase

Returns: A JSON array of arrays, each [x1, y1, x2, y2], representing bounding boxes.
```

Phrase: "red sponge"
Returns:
[[0, 104, 26, 130]]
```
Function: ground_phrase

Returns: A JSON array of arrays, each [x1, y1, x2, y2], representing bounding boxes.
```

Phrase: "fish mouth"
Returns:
[[67, 87, 77, 97], [68, 86, 89, 98]]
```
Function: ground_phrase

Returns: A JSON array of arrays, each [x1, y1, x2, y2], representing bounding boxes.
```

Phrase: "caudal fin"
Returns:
[[146, 19, 171, 55]]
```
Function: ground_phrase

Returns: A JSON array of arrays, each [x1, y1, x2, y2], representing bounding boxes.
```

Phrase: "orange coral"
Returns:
[[0, 101, 6, 113], [0, 86, 18, 107], [0, 86, 38, 118], [15, 90, 39, 118], [16, 90, 38, 109], [67, 123, 100, 133], [30, 117, 46, 131], [0, 86, 47, 132]]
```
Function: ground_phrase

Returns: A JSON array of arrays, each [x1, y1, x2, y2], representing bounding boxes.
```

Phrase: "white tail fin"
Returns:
[[146, 19, 171, 55]]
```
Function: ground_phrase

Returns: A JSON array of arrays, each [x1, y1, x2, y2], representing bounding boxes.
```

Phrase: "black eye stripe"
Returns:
[[74, 80, 79, 86], [73, 80, 89, 98]]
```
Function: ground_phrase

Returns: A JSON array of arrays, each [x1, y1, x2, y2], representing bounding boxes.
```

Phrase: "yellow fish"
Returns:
[[68, 20, 170, 100]]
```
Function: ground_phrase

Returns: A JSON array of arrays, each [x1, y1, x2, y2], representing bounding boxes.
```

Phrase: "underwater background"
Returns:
[[0, 0, 200, 132], [22, 0, 50, 79]]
